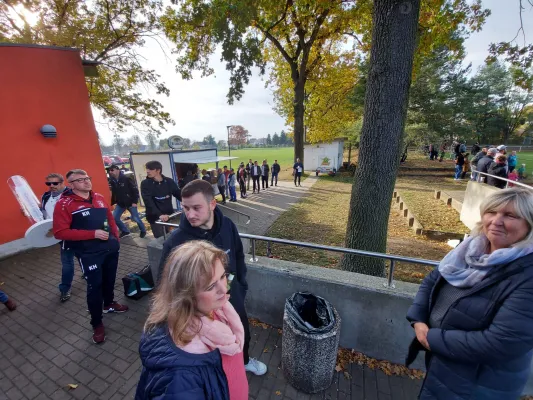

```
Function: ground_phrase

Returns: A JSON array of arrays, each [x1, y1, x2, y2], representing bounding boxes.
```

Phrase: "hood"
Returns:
[[179, 206, 223, 239], [139, 326, 219, 370], [62, 188, 94, 203]]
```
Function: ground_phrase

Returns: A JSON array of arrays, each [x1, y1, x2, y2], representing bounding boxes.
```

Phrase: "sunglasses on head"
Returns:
[[45, 182, 62, 186]]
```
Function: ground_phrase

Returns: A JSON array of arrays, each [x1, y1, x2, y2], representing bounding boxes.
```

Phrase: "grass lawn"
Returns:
[[256, 176, 453, 284]]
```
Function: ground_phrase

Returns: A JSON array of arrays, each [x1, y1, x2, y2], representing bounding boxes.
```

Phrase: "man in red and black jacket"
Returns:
[[53, 169, 128, 344]]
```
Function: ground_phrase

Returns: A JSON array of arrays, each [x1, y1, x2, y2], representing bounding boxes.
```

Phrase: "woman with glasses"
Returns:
[[136, 241, 248, 400]]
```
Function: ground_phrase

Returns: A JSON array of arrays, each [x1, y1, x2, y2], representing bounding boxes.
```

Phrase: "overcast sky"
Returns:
[[95, 0, 533, 145]]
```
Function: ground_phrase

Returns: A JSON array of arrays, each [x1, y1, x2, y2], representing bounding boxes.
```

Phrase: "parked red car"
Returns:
[[102, 155, 124, 166]]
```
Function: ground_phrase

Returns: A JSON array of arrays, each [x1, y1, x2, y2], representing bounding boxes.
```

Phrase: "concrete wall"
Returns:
[[460, 181, 499, 229], [146, 239, 533, 394]]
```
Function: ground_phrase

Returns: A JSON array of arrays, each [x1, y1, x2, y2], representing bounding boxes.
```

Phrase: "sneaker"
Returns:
[[245, 358, 267, 376], [60, 290, 71, 303], [103, 302, 129, 314], [140, 231, 147, 239], [119, 232, 131, 239], [92, 324, 106, 344], [4, 299, 16, 311]]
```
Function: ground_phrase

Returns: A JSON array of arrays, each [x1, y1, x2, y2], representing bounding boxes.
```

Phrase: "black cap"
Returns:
[[107, 164, 120, 171]]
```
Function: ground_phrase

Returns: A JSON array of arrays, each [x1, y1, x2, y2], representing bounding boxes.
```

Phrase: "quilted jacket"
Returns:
[[406, 253, 533, 400]]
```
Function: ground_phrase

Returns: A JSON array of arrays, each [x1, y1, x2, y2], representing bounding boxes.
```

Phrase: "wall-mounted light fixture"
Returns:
[[40, 124, 57, 138]]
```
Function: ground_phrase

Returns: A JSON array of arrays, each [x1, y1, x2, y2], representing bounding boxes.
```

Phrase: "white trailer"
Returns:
[[130, 149, 237, 208], [303, 139, 344, 172]]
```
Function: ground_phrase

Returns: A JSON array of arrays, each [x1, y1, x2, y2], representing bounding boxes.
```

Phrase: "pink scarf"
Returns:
[[180, 298, 244, 355]]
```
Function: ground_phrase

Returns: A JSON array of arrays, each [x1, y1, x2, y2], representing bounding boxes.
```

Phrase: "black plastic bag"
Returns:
[[285, 292, 335, 335]]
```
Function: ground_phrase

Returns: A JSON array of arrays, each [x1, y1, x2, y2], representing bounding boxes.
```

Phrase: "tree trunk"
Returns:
[[293, 79, 306, 162], [347, 143, 352, 164], [340, 0, 421, 277]]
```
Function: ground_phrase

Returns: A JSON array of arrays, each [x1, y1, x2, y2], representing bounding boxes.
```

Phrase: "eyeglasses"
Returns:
[[45, 182, 62, 186], [68, 177, 92, 184]]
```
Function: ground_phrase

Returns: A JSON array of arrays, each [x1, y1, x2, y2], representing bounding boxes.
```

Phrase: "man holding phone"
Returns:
[[53, 169, 128, 344]]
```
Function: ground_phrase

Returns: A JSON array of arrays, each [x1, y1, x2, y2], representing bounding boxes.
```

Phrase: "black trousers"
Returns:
[[262, 175, 269, 189], [218, 185, 226, 202], [150, 223, 170, 239], [78, 249, 119, 327], [271, 173, 278, 186], [239, 179, 246, 197], [294, 173, 302, 185], [252, 176, 260, 192]]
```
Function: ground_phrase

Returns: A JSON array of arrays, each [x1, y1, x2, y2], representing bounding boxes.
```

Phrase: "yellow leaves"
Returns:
[[67, 384, 78, 390], [275, 390, 282, 396]]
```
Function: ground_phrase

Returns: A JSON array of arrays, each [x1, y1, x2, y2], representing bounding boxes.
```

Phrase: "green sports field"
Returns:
[[197, 147, 295, 171]]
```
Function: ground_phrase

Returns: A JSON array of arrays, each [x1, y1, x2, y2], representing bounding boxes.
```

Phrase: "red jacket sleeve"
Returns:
[[53, 199, 96, 241]]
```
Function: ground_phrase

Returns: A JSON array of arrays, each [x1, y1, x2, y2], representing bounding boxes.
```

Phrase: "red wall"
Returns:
[[0, 45, 108, 245]]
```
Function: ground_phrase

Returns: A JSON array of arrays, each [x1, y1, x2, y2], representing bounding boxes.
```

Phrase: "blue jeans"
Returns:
[[229, 186, 237, 201], [454, 165, 463, 179], [113, 205, 146, 234], [59, 246, 75, 293], [0, 290, 8, 303]]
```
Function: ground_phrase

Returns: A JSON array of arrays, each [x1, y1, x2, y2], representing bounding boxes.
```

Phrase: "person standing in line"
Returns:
[[454, 152, 465, 180], [471, 148, 487, 181], [508, 151, 518, 173], [461, 153, 470, 180], [136, 241, 248, 399], [223, 165, 231, 199], [246, 159, 253, 191], [238, 163, 247, 199], [140, 161, 182, 239], [202, 169, 211, 182], [217, 168, 227, 205], [476, 148, 498, 180], [108, 165, 147, 239], [251, 161, 261, 193], [228, 168, 237, 202], [41, 173, 76, 302], [471, 142, 481, 156], [157, 180, 267, 377], [261, 160, 269, 190], [0, 289, 16, 311], [53, 169, 128, 344], [487, 155, 508, 189], [271, 159, 280, 187], [293, 158, 303, 187]]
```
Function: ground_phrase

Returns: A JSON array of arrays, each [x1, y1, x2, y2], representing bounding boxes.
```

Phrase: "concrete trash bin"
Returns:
[[281, 292, 341, 393]]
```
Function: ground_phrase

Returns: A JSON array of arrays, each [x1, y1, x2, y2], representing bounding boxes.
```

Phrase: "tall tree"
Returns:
[[341, 0, 421, 276], [266, 133, 272, 146], [202, 135, 217, 146], [127, 134, 144, 152], [146, 132, 157, 150], [228, 125, 249, 146], [272, 132, 280, 146], [112, 133, 125, 154], [0, 0, 173, 136], [280, 130, 288, 146]]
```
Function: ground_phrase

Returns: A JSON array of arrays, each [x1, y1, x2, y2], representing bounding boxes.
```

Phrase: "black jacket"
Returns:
[[140, 176, 181, 223], [487, 162, 508, 188], [476, 155, 494, 174], [406, 254, 533, 400], [158, 207, 248, 310], [109, 173, 139, 208], [471, 151, 486, 167], [261, 164, 269, 177], [250, 165, 261, 177], [271, 163, 281, 174]]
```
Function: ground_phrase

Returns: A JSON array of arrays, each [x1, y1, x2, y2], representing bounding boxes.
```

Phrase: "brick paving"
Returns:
[[0, 239, 422, 399]]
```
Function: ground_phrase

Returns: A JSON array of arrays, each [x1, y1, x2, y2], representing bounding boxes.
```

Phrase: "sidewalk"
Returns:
[[0, 239, 423, 399]]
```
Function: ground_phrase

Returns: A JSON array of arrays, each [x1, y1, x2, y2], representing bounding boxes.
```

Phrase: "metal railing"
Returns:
[[154, 220, 439, 288], [471, 169, 533, 190], [217, 204, 251, 224]]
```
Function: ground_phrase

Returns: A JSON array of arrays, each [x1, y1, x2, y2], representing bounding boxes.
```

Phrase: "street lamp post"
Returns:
[[226, 125, 232, 169]]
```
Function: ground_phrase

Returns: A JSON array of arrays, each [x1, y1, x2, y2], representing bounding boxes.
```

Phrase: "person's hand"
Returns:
[[413, 322, 430, 350], [131, 203, 137, 208], [45, 228, 54, 238], [95, 230, 109, 240], [159, 214, 169, 222]]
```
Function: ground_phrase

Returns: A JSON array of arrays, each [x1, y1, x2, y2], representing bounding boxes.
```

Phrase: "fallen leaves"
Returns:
[[67, 384, 78, 390], [336, 348, 425, 380], [249, 318, 270, 329], [275, 390, 282, 396]]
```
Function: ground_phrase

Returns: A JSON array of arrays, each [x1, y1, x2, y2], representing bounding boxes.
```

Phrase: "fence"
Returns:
[[155, 220, 439, 288]]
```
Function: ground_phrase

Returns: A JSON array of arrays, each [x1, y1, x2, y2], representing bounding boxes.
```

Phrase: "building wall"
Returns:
[[0, 45, 108, 248], [304, 141, 344, 171]]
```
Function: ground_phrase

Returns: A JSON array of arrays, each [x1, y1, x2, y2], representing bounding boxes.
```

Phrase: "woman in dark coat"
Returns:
[[406, 187, 533, 400]]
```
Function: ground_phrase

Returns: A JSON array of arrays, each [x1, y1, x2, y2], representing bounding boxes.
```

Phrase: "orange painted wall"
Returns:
[[0, 45, 108, 246]]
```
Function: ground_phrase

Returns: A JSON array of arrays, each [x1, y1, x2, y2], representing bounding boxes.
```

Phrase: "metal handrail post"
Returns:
[[266, 241, 272, 258], [250, 239, 258, 262], [384, 259, 396, 289]]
